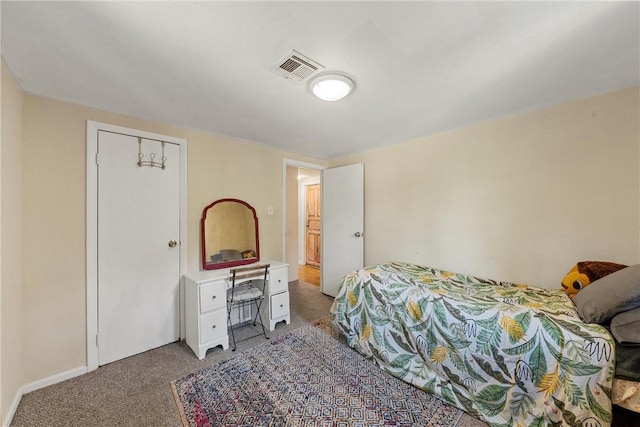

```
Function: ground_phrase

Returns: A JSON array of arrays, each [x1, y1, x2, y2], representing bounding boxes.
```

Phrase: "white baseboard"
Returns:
[[3, 366, 87, 427], [3, 388, 23, 427]]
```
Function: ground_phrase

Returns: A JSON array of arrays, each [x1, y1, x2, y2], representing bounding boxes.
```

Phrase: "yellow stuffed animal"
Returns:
[[561, 261, 627, 299]]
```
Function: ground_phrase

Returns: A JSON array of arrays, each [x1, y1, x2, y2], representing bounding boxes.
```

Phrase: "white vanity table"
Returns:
[[184, 260, 290, 359]]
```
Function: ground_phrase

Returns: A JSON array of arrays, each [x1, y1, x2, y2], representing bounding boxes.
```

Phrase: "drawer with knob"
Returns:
[[269, 268, 288, 294], [270, 291, 290, 319], [199, 282, 226, 313], [199, 309, 227, 344]]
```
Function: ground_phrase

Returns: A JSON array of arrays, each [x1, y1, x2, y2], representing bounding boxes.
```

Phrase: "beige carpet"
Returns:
[[10, 279, 486, 427]]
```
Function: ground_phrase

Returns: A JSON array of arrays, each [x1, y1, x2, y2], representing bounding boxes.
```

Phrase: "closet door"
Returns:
[[97, 130, 181, 365]]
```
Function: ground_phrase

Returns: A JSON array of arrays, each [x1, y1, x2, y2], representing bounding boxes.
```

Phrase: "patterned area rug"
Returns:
[[172, 318, 464, 427]]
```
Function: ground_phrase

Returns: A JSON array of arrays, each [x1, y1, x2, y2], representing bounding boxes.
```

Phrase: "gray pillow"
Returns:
[[611, 307, 640, 345], [573, 264, 640, 324], [220, 249, 243, 261]]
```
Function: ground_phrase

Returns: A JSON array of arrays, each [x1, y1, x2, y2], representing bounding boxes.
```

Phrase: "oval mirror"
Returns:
[[201, 198, 259, 270]]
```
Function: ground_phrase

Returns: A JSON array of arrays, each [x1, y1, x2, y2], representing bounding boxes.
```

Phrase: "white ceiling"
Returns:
[[2, 1, 638, 159]]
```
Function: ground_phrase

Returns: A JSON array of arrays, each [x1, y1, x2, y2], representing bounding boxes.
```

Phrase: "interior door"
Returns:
[[321, 163, 364, 297], [305, 184, 321, 267], [97, 130, 181, 365]]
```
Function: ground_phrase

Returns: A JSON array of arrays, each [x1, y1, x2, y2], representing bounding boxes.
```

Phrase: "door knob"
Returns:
[[354, 232, 363, 238], [168, 240, 177, 248]]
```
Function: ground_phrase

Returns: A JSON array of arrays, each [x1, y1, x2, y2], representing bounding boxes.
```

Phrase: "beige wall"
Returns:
[[1, 61, 25, 422], [331, 87, 640, 288], [20, 94, 322, 384]]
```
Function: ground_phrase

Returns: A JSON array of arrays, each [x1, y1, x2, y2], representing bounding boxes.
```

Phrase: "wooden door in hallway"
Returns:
[[305, 184, 321, 267]]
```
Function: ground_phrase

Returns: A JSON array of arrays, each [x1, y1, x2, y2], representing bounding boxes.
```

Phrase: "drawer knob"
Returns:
[[212, 325, 216, 328], [280, 304, 284, 307], [212, 295, 216, 299]]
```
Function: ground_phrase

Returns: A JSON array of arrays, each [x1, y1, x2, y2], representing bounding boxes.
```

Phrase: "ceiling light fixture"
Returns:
[[309, 74, 354, 102]]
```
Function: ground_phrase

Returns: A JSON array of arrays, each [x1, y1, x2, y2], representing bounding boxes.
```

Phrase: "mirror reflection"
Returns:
[[201, 199, 259, 270]]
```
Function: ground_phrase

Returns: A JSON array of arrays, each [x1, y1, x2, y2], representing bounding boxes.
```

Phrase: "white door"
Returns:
[[321, 163, 364, 297], [97, 130, 181, 365]]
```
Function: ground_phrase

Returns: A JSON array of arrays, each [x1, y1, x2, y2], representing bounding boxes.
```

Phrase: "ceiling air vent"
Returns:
[[272, 50, 324, 83]]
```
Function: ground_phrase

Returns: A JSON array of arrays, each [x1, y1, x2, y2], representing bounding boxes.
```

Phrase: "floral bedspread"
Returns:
[[331, 262, 615, 427]]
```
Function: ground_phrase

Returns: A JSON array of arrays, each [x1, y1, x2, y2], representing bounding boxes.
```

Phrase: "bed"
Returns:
[[331, 262, 628, 427], [610, 346, 640, 413]]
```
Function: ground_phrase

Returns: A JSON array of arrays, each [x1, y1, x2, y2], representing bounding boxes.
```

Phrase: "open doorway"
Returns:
[[282, 159, 324, 287], [299, 176, 321, 286]]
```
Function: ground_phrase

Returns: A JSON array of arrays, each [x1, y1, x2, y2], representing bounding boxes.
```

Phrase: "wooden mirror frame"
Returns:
[[200, 198, 260, 270]]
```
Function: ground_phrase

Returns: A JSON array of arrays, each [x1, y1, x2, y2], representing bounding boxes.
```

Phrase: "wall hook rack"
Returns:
[[137, 137, 167, 169]]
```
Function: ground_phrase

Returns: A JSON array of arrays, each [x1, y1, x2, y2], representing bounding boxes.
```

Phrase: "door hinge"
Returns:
[[95, 153, 99, 165], [96, 334, 99, 347]]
